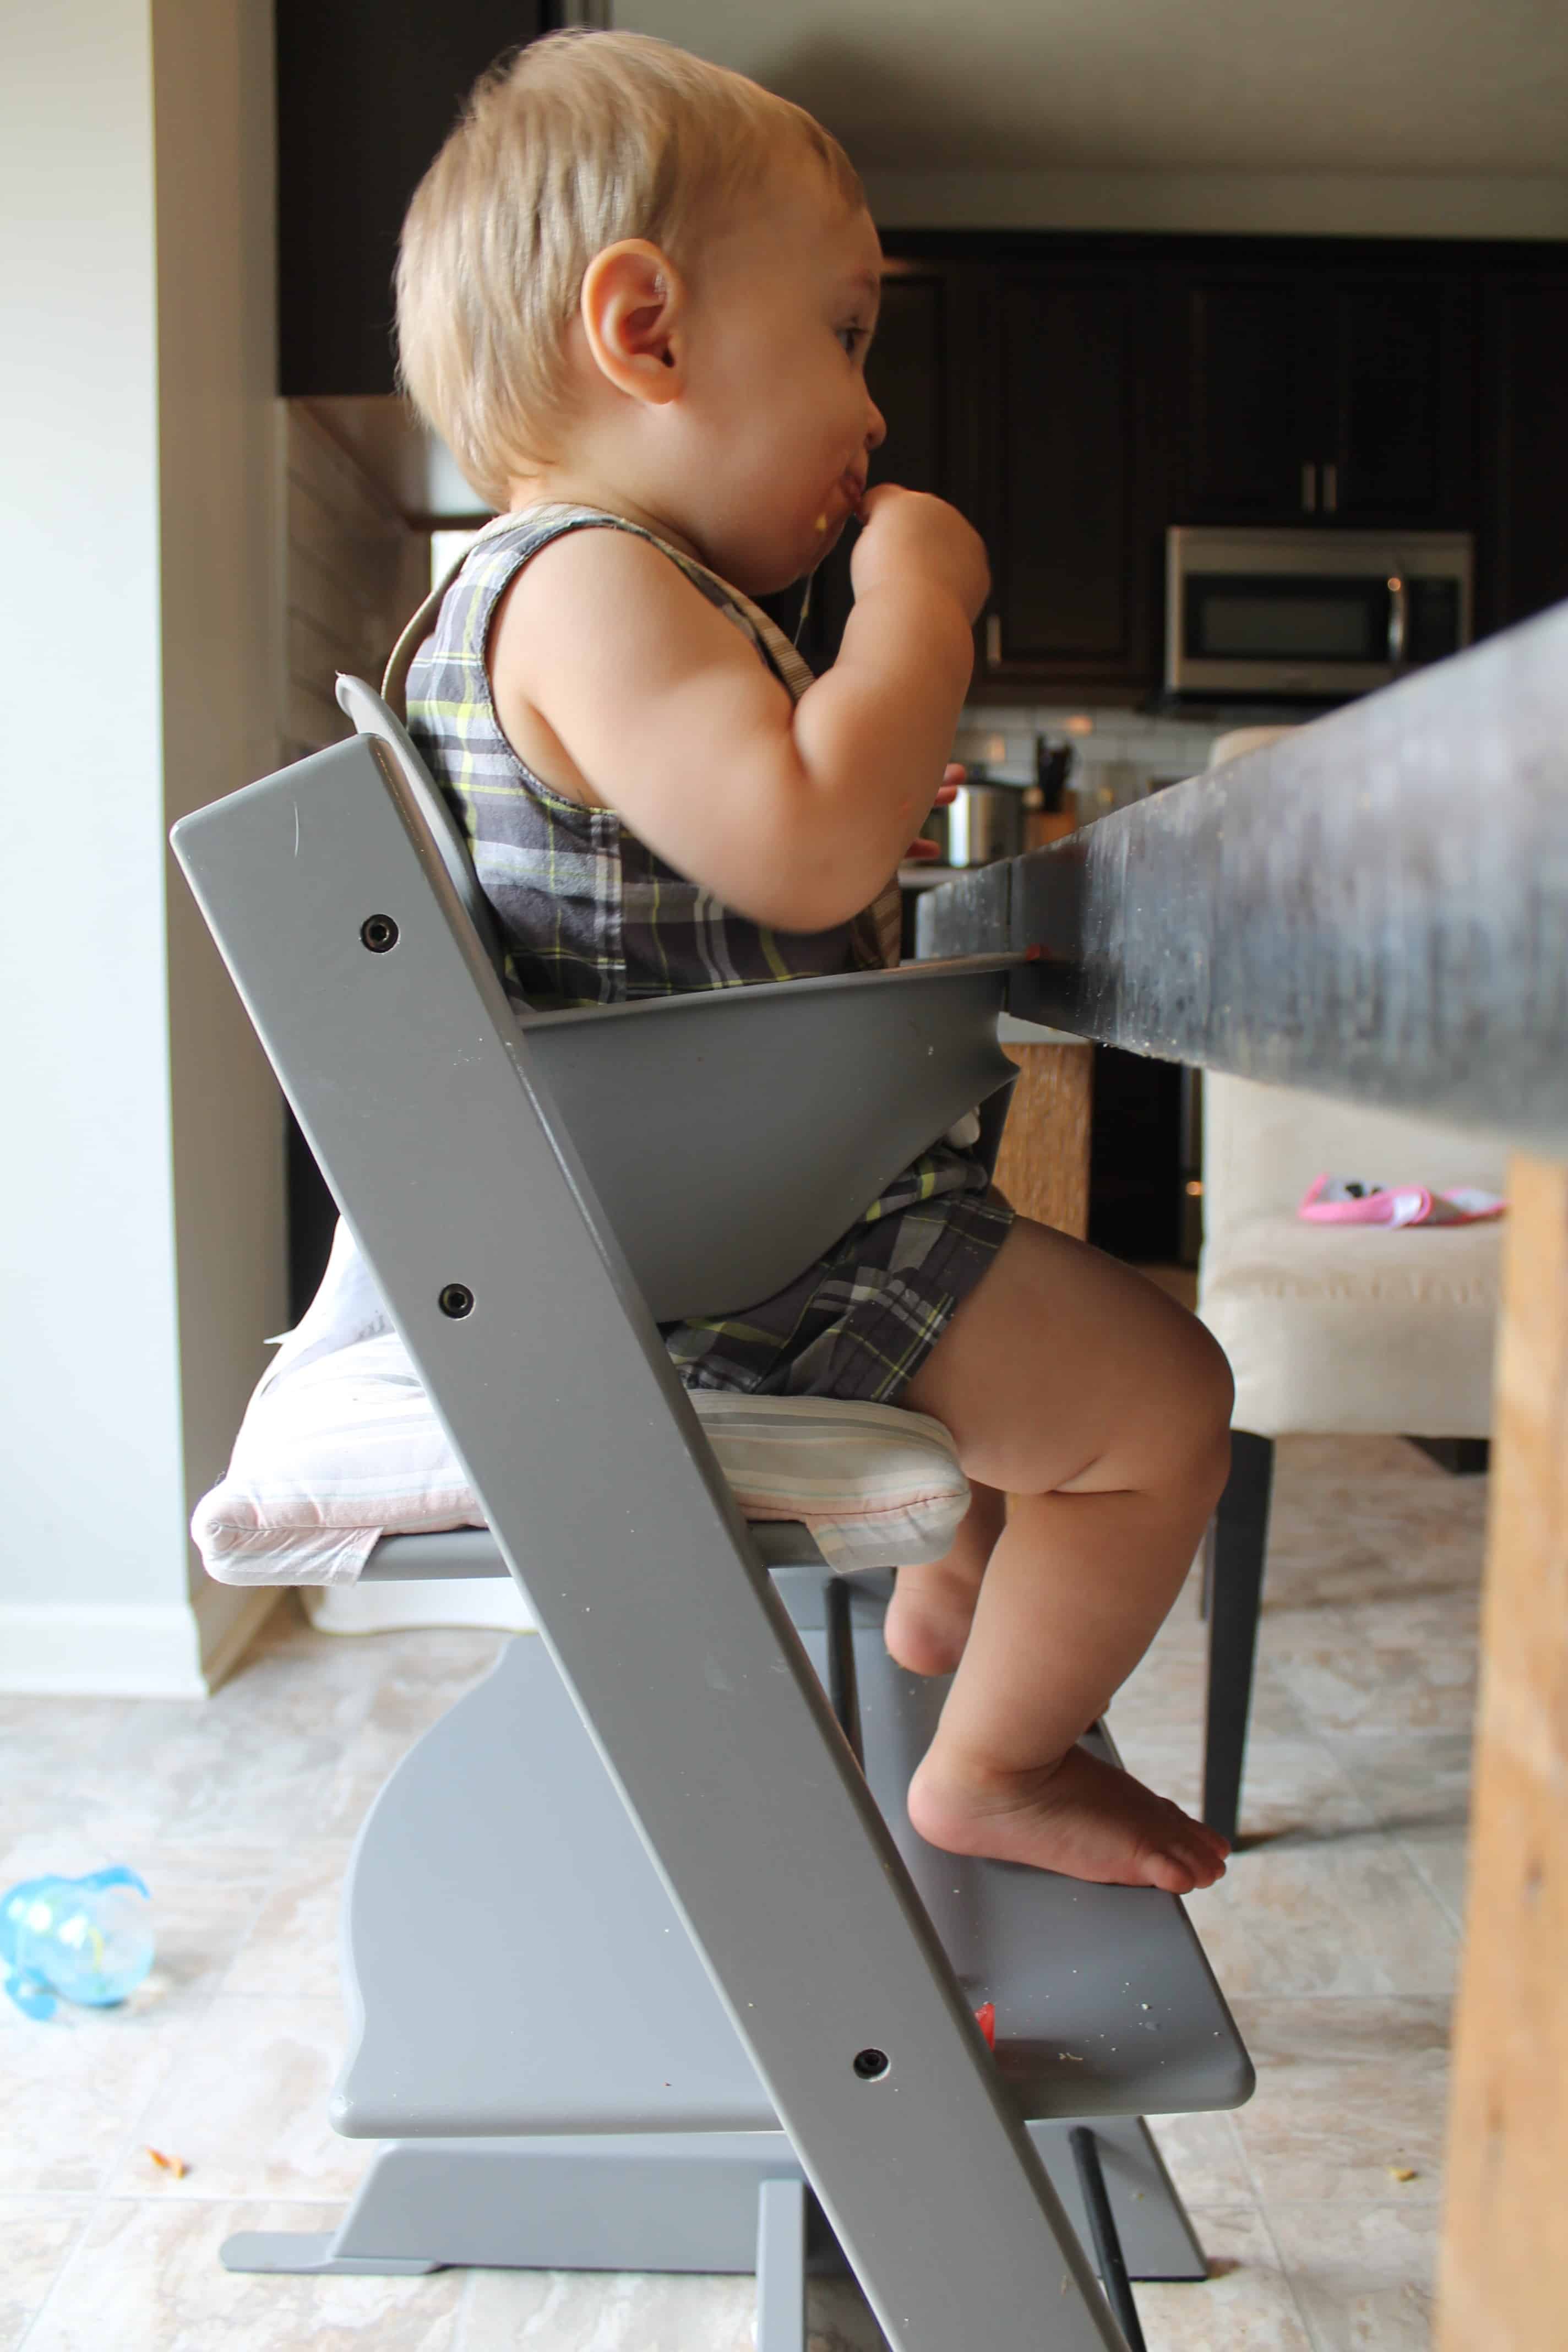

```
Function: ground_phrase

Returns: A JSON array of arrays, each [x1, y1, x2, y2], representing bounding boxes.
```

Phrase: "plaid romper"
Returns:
[[401, 504, 1012, 1403]]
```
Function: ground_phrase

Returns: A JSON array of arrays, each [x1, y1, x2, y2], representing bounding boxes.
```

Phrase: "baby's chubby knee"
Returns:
[[1176, 1307, 1234, 1424], [1091, 1281, 1233, 1493], [1148, 1306, 1234, 1492], [904, 1219, 1234, 1499]]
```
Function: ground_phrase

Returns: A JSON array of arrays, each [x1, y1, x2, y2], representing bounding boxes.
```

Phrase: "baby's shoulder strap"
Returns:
[[381, 542, 473, 722], [382, 507, 817, 723]]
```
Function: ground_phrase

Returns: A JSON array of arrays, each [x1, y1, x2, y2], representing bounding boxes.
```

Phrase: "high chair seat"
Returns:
[[192, 1320, 973, 1586]]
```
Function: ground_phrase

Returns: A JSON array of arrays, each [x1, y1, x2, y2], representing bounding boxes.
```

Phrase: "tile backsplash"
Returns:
[[957, 701, 1231, 818]]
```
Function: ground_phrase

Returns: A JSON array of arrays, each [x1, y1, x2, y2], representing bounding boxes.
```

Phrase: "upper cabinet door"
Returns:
[[1179, 272, 1323, 522], [1176, 258, 1476, 529], [1481, 271, 1568, 633], [1327, 275, 1476, 525], [276, 0, 547, 395], [980, 263, 1159, 689]]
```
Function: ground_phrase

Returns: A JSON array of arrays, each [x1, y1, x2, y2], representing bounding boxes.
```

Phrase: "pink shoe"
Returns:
[[1299, 1173, 1507, 1228]]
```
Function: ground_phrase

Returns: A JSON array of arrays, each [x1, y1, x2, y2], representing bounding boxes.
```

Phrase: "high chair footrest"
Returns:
[[332, 1578, 1250, 2140]]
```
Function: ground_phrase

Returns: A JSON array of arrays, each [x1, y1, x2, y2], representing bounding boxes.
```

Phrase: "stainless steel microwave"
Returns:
[[1166, 526, 1473, 698]]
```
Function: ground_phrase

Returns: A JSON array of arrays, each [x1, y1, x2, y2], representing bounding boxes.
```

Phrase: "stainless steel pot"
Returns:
[[944, 780, 1027, 867]]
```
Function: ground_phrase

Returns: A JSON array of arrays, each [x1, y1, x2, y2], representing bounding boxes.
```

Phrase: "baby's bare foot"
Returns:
[[884, 1565, 982, 1677], [907, 1741, 1229, 1893]]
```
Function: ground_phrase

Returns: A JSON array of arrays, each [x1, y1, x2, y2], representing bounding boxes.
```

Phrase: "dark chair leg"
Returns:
[[1202, 1432, 1275, 1848], [1069, 2126, 1148, 2351]]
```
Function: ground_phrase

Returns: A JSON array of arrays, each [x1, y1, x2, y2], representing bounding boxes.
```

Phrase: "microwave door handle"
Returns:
[[1387, 576, 1409, 667]]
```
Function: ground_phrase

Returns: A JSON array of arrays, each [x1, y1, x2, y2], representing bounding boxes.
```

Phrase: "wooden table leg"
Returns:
[[994, 1041, 1093, 1240], [1438, 1153, 1568, 2349]]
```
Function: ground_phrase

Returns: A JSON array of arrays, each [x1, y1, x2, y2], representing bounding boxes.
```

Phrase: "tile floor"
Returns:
[[2, 1429, 1485, 2350]]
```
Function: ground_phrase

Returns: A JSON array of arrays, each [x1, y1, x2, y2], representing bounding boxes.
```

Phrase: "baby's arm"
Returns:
[[488, 488, 987, 933]]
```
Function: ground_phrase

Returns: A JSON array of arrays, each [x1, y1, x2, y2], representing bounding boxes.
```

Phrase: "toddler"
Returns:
[[395, 30, 1232, 1895]]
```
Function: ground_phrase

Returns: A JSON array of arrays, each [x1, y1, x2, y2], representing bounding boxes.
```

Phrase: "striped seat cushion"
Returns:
[[192, 1330, 970, 1587]]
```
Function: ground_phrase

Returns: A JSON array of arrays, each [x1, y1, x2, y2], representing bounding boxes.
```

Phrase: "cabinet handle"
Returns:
[[985, 613, 1003, 666], [1387, 574, 1408, 666], [1324, 461, 1339, 514], [1301, 461, 1317, 514]]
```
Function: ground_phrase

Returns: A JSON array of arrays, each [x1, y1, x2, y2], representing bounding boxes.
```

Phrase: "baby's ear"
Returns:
[[580, 240, 685, 405]]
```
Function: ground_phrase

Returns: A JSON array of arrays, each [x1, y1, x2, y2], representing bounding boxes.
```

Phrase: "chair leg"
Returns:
[[1069, 2127, 1147, 2352], [1196, 1517, 1215, 1623], [1202, 1432, 1275, 1847], [755, 2179, 808, 2352]]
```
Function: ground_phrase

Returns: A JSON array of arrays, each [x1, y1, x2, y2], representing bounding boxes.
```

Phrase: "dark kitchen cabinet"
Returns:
[[1180, 272, 1319, 522], [276, 0, 547, 395], [1174, 262, 1476, 529], [976, 263, 1161, 691], [1327, 275, 1476, 523], [1480, 270, 1568, 633]]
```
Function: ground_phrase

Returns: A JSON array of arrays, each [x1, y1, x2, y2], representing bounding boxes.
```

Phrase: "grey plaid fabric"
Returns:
[[404, 504, 1011, 1403]]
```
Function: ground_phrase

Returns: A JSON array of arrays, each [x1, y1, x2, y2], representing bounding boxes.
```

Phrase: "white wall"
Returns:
[[861, 170, 1568, 242], [622, 0, 1568, 242], [0, 0, 286, 1694]]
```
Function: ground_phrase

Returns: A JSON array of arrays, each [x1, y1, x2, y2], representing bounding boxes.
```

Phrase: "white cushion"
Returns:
[[1198, 1073, 1505, 1438], [192, 1329, 970, 1588]]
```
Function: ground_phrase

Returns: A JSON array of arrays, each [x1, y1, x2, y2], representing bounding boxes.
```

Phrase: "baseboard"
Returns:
[[0, 1585, 282, 1697], [0, 1602, 210, 1697]]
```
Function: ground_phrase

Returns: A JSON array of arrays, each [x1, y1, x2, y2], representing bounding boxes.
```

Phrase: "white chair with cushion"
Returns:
[[1195, 728, 1505, 1844]]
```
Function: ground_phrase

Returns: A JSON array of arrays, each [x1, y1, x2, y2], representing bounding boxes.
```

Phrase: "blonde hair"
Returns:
[[396, 30, 865, 507]]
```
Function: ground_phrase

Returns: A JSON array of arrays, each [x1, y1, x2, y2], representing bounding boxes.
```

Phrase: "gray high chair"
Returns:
[[171, 679, 1252, 2352]]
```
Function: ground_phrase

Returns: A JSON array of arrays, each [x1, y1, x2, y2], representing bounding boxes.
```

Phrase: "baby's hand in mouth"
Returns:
[[815, 471, 867, 533]]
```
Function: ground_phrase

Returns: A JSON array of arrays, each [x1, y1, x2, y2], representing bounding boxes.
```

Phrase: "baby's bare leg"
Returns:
[[900, 1216, 1233, 1893], [884, 1480, 1005, 1677]]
